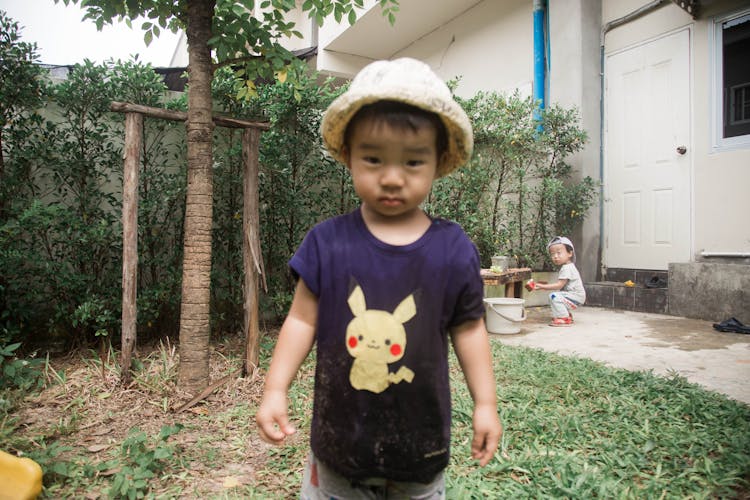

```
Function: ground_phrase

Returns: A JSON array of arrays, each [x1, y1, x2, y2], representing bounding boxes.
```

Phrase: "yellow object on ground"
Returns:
[[0, 449, 43, 500], [624, 280, 635, 287]]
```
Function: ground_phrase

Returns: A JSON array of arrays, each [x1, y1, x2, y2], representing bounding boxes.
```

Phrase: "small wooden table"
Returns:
[[481, 268, 532, 298]]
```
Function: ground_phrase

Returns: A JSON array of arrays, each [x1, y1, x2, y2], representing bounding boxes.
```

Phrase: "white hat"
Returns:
[[321, 57, 473, 178], [548, 236, 576, 263]]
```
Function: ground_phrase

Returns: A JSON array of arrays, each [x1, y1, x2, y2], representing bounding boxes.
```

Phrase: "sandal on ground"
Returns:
[[645, 276, 668, 289], [712, 317, 750, 334], [549, 317, 573, 327]]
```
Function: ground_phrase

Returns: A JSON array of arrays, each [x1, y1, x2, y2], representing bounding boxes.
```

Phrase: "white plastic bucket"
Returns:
[[484, 297, 526, 334]]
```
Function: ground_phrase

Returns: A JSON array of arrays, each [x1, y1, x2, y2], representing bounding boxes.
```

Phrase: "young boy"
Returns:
[[525, 236, 586, 327], [255, 58, 502, 498]]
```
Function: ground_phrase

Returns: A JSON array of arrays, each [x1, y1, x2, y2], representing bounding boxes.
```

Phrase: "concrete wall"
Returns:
[[313, 0, 532, 97], [391, 0, 533, 99], [670, 262, 750, 323], [548, 0, 602, 282]]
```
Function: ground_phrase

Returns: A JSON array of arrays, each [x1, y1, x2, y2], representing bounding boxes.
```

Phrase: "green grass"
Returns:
[[446, 343, 750, 498], [262, 341, 750, 498]]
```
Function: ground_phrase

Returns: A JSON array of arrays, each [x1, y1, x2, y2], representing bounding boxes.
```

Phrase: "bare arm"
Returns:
[[256, 279, 318, 444], [534, 278, 567, 291], [450, 317, 503, 466]]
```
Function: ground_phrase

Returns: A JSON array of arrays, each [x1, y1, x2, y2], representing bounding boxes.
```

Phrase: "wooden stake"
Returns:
[[121, 112, 142, 384], [242, 128, 265, 375]]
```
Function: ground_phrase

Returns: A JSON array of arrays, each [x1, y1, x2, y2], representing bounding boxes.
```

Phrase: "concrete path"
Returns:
[[490, 306, 750, 405]]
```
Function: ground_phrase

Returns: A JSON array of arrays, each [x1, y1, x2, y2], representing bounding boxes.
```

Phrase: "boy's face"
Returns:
[[344, 118, 439, 222], [548, 243, 574, 266]]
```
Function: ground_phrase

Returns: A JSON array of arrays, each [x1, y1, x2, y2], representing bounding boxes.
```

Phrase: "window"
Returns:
[[729, 83, 750, 127], [713, 10, 750, 150]]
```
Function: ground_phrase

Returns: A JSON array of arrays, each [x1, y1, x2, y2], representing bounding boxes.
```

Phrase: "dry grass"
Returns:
[[7, 334, 298, 498]]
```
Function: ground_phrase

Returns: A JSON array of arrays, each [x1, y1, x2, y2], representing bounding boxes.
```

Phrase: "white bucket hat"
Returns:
[[548, 236, 576, 263], [321, 57, 473, 178]]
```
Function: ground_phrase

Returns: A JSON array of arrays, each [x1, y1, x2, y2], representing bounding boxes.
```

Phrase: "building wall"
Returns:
[[311, 0, 749, 279], [602, 0, 750, 264], [314, 0, 532, 96], [548, 0, 603, 282], [391, 0, 533, 99]]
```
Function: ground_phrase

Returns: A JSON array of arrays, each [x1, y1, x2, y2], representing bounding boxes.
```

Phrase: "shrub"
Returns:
[[0, 31, 184, 347], [427, 90, 597, 270]]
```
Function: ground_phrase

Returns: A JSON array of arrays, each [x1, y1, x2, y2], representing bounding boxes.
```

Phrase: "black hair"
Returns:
[[548, 236, 574, 254], [343, 100, 448, 157]]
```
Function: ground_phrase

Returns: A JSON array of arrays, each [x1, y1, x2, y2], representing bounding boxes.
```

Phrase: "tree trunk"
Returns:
[[179, 0, 217, 394]]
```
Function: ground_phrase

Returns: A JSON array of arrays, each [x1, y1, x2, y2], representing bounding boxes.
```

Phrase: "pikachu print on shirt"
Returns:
[[345, 285, 416, 393]]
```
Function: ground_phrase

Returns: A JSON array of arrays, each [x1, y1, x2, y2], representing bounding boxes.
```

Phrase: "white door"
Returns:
[[604, 29, 691, 270]]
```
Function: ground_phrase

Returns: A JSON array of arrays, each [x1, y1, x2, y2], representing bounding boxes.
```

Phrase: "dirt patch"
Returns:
[[11, 335, 287, 498]]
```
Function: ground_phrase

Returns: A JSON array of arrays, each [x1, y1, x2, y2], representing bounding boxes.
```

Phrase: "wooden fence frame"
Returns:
[[111, 101, 269, 383]]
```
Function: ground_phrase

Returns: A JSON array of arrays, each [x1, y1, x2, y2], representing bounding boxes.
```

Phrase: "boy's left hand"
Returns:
[[471, 402, 502, 466]]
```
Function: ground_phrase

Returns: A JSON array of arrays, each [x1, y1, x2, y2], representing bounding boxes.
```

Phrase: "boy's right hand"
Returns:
[[256, 389, 296, 444], [524, 279, 536, 291]]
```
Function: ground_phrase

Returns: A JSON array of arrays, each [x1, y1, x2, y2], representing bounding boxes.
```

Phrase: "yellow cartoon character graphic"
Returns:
[[346, 285, 416, 393]]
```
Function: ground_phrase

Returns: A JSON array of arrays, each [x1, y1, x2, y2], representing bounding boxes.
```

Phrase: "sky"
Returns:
[[1, 0, 182, 67]]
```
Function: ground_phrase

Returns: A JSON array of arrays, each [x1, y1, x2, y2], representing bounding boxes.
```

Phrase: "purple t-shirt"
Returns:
[[289, 208, 485, 483]]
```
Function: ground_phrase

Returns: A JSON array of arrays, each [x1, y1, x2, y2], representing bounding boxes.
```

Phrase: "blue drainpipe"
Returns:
[[533, 0, 547, 126]]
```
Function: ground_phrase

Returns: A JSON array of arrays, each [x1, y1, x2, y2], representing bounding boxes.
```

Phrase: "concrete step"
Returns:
[[586, 268, 669, 314], [585, 281, 668, 314]]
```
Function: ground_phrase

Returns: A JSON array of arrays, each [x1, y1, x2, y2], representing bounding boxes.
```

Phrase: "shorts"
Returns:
[[300, 453, 446, 500]]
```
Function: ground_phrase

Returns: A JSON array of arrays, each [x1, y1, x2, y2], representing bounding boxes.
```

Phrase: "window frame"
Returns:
[[711, 8, 750, 151]]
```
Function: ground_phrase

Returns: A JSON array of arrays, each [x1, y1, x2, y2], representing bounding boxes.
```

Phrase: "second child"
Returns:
[[526, 236, 586, 327]]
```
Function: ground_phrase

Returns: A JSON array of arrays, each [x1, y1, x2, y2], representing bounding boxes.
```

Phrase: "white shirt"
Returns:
[[558, 263, 586, 304]]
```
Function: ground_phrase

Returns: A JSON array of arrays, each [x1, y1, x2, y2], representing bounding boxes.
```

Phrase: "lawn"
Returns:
[[3, 334, 749, 498]]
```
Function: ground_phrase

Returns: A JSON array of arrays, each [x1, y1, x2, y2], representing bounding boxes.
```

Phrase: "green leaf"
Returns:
[[144, 30, 153, 46], [159, 423, 184, 439], [232, 4, 247, 17], [3, 342, 21, 354], [347, 9, 356, 25]]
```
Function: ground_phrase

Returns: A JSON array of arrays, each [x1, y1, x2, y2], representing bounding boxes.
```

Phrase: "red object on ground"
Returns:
[[549, 317, 573, 327]]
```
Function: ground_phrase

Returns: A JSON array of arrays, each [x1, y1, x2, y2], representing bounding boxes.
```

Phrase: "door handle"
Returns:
[[676, 145, 687, 155]]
